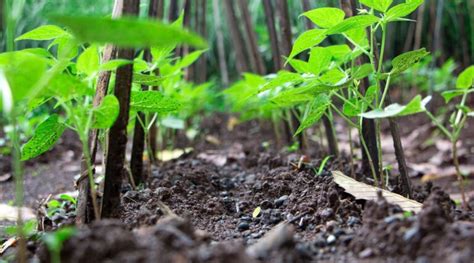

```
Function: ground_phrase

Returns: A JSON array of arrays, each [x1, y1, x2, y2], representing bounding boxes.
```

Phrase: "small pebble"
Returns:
[[237, 222, 250, 231], [326, 234, 336, 245], [274, 195, 289, 207]]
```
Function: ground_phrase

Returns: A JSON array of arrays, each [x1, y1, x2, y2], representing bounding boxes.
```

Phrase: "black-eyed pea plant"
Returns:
[[239, 0, 432, 196], [424, 66, 474, 209], [1, 11, 207, 231]]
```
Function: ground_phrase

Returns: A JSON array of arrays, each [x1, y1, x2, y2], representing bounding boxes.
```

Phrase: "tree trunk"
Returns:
[[168, 0, 180, 22], [262, 0, 282, 72], [148, 0, 164, 159], [130, 0, 161, 188], [223, 0, 250, 74], [413, 2, 425, 50], [195, 0, 207, 83], [275, 0, 292, 71], [212, 0, 229, 85], [238, 0, 266, 75], [101, 0, 140, 219], [76, 0, 122, 225], [301, 0, 313, 30]]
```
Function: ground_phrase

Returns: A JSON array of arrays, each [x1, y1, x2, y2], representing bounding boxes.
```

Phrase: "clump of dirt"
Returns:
[[39, 216, 310, 263], [350, 190, 474, 261]]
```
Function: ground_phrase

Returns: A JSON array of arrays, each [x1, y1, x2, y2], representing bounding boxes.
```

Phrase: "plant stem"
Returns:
[[452, 138, 467, 209]]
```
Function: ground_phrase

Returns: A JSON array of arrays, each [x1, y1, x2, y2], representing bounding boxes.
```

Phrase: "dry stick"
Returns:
[[76, 0, 122, 224], [130, 0, 161, 187], [223, 0, 250, 74], [212, 0, 229, 86], [101, 0, 140, 219], [301, 0, 339, 157], [238, 0, 266, 75]]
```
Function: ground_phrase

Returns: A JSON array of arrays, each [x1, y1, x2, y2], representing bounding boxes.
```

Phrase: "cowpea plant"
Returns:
[[424, 66, 474, 209], [1, 14, 206, 221], [245, 0, 430, 188]]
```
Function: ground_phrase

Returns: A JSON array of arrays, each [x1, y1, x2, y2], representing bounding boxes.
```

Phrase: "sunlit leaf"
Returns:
[[130, 91, 180, 113], [359, 95, 431, 118], [260, 71, 303, 92], [92, 95, 119, 129], [99, 59, 133, 71], [175, 49, 206, 69], [77, 45, 100, 76], [288, 29, 327, 61], [0, 51, 49, 105], [50, 15, 207, 49], [252, 207, 261, 218], [308, 47, 332, 76], [456, 65, 474, 89], [302, 8, 345, 28], [386, 0, 424, 21], [326, 15, 379, 35], [360, 0, 393, 12], [353, 63, 374, 79], [21, 115, 66, 160], [15, 25, 69, 41]]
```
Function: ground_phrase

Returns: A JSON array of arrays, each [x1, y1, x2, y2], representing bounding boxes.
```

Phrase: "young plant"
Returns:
[[424, 65, 474, 209], [233, 0, 429, 195]]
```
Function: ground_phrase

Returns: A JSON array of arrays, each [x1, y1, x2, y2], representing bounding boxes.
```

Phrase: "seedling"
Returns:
[[424, 65, 474, 209], [316, 155, 332, 176], [42, 227, 76, 263]]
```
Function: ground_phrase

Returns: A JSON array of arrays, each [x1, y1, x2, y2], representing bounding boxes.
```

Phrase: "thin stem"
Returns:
[[379, 74, 391, 108], [452, 138, 467, 209], [425, 110, 452, 138]]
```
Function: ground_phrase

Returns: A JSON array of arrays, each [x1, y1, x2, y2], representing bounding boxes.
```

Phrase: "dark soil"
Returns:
[[2, 115, 474, 262]]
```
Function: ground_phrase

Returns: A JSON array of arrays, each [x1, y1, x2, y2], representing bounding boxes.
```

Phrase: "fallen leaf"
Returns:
[[227, 116, 239, 131], [205, 135, 221, 145], [0, 237, 17, 255], [332, 171, 422, 213], [0, 204, 36, 221], [157, 148, 193, 162], [0, 173, 12, 183]]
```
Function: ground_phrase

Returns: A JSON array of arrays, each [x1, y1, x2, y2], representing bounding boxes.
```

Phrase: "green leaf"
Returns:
[[353, 63, 374, 79], [441, 90, 466, 103], [320, 68, 347, 85], [343, 98, 368, 116], [42, 227, 76, 253], [133, 73, 163, 86], [175, 49, 206, 69], [92, 95, 119, 129], [271, 86, 322, 107], [130, 91, 180, 113], [77, 45, 100, 76], [99, 59, 133, 71], [326, 15, 380, 35], [302, 8, 345, 29], [308, 47, 332, 76], [21, 115, 66, 160], [260, 71, 303, 92], [50, 15, 207, 49], [360, 0, 393, 12], [288, 29, 327, 61], [360, 95, 431, 119], [456, 65, 474, 89], [288, 59, 311, 73], [386, 0, 424, 21], [326, 44, 352, 62], [59, 194, 77, 205], [0, 51, 49, 106], [15, 25, 68, 41], [41, 73, 94, 99], [390, 48, 429, 75], [50, 36, 79, 60], [295, 94, 331, 135]]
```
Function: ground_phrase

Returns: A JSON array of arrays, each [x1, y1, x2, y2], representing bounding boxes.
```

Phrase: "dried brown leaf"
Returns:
[[332, 171, 422, 213]]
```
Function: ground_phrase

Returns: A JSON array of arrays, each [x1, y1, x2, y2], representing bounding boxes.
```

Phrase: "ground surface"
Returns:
[[1, 114, 474, 262]]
